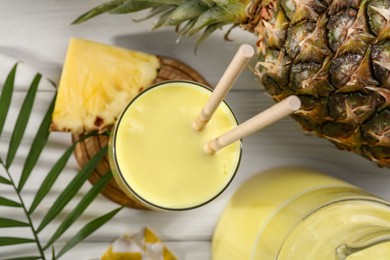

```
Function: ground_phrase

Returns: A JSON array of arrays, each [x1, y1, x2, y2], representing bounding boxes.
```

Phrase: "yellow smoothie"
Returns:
[[109, 81, 241, 210], [212, 167, 390, 259]]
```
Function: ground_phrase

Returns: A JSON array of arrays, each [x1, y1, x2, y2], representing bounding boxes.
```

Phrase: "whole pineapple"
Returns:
[[74, 0, 390, 167]]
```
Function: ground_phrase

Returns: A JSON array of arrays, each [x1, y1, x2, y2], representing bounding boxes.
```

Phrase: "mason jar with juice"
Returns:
[[213, 167, 390, 259]]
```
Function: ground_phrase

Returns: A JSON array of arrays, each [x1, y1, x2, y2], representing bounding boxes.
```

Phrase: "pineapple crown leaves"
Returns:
[[0, 63, 122, 259], [72, 0, 250, 50]]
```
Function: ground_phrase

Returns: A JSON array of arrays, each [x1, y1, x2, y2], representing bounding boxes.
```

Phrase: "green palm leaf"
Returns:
[[28, 131, 99, 215], [5, 73, 41, 169], [0, 237, 35, 246], [0, 175, 12, 185], [0, 63, 122, 259], [0, 217, 29, 227], [28, 142, 78, 215], [0, 196, 21, 207], [0, 63, 17, 137], [36, 146, 108, 233], [5, 257, 41, 260], [43, 170, 113, 250], [18, 94, 56, 192], [56, 206, 123, 258]]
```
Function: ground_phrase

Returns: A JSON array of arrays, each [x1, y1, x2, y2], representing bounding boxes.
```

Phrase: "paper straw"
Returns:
[[192, 44, 254, 131], [203, 95, 302, 154]]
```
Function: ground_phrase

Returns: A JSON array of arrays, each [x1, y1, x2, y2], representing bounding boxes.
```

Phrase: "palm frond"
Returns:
[[56, 206, 123, 258], [36, 146, 108, 233], [5, 257, 41, 260], [0, 63, 121, 259], [0, 217, 29, 227], [43, 171, 113, 250], [5, 73, 41, 168], [0, 196, 21, 207], [0, 175, 12, 185], [0, 64, 17, 136], [18, 93, 56, 192], [5, 257, 42, 260], [0, 237, 35, 246], [28, 132, 99, 215], [28, 143, 75, 215]]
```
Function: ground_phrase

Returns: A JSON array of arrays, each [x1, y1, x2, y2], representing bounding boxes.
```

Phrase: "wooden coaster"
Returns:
[[72, 56, 210, 209]]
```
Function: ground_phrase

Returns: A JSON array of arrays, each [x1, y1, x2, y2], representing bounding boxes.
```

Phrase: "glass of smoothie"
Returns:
[[108, 80, 242, 211], [212, 167, 390, 259]]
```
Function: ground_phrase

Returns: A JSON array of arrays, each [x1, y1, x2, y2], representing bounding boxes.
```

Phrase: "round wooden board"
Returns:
[[72, 56, 210, 209]]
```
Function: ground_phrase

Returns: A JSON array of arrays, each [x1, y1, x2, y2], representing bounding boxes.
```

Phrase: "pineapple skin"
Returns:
[[51, 38, 160, 134], [245, 0, 390, 167], [74, 0, 390, 167]]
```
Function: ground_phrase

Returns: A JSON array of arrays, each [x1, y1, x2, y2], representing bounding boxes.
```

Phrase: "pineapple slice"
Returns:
[[51, 38, 160, 133]]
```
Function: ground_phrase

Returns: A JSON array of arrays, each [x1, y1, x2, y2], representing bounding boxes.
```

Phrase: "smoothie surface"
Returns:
[[115, 82, 241, 209]]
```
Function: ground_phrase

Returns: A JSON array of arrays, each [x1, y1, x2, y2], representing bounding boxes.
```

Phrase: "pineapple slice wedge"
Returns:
[[51, 38, 160, 134]]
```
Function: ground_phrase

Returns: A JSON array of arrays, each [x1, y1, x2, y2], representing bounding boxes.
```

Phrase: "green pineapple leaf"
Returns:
[[0, 62, 122, 259], [72, 0, 127, 24], [73, 0, 243, 51], [110, 1, 161, 14]]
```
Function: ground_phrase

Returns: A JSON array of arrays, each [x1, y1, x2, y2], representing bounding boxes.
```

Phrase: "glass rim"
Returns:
[[111, 79, 243, 211]]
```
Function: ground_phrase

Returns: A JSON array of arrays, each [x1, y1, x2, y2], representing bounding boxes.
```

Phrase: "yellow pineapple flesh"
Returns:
[[51, 38, 160, 134]]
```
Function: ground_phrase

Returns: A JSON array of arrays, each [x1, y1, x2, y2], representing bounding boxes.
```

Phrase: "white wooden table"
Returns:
[[0, 1, 389, 259]]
